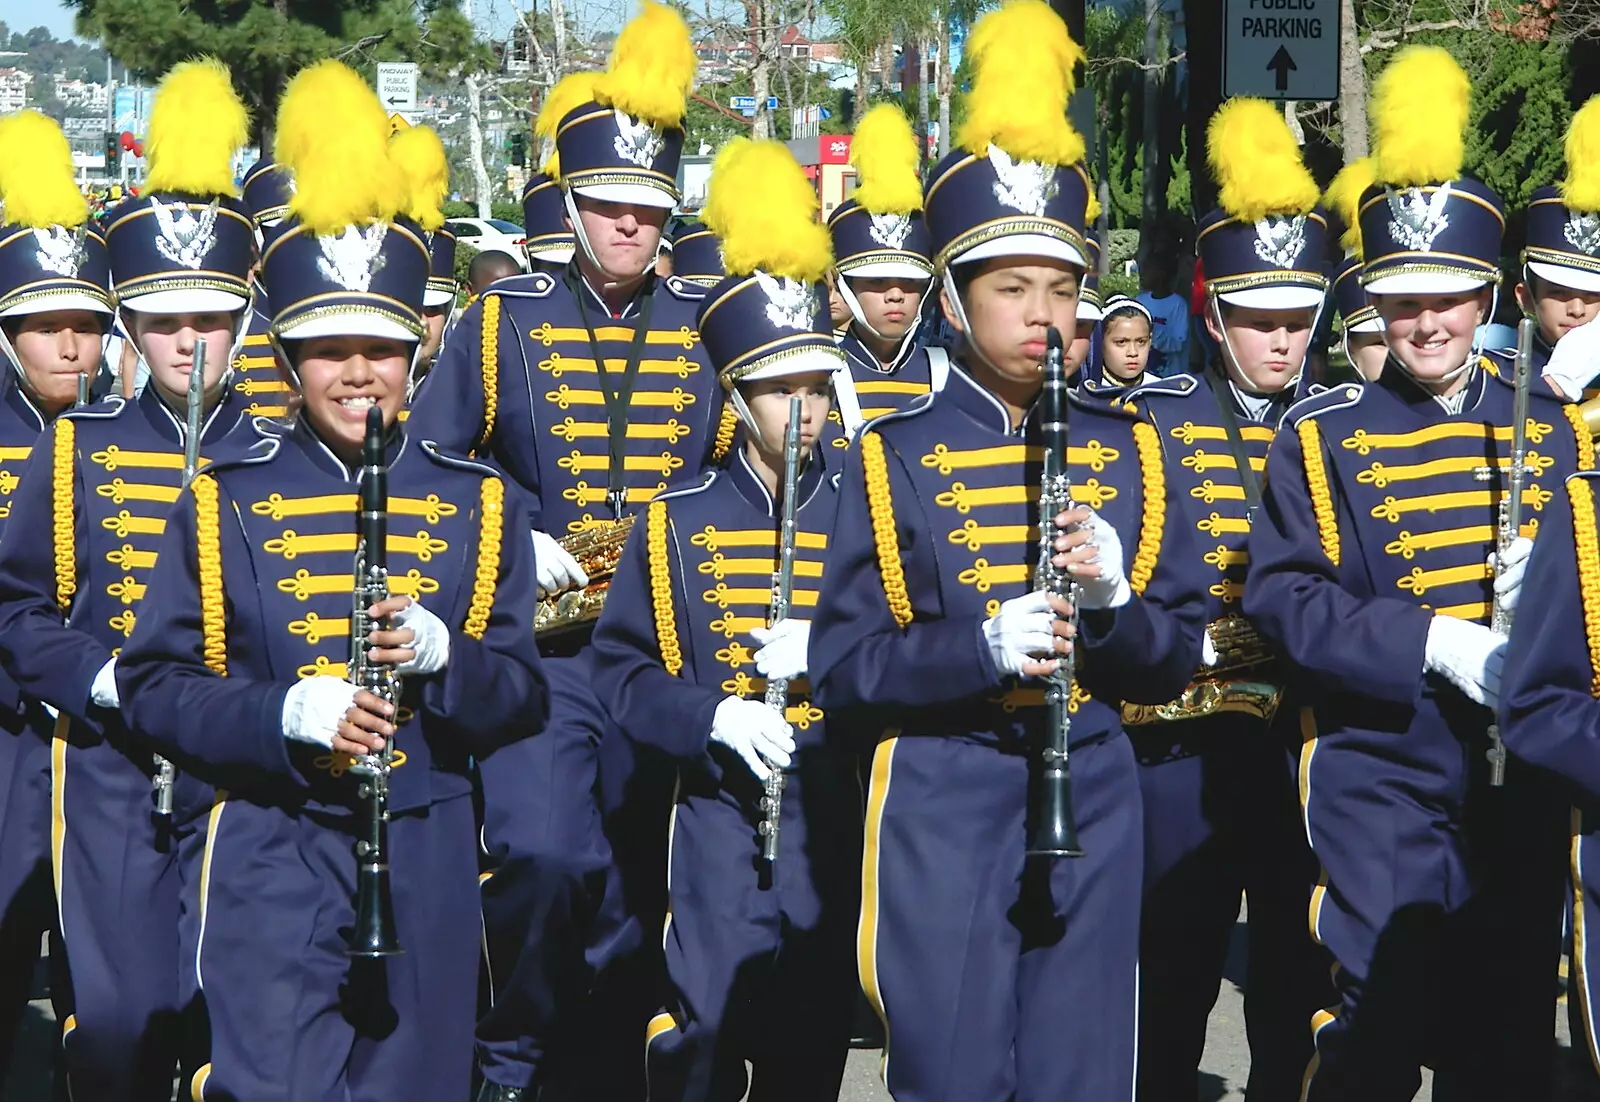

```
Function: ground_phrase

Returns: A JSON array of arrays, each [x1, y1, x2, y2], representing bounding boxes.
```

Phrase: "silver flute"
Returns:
[[1484, 317, 1534, 787], [759, 395, 804, 864]]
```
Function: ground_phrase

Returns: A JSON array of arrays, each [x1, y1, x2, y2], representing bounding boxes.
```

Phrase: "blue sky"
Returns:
[[0, 0, 76, 40]]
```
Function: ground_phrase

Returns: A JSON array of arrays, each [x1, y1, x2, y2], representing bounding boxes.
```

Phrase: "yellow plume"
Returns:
[[1085, 182, 1102, 224], [850, 104, 922, 215], [1207, 97, 1318, 222], [1372, 45, 1469, 187], [143, 58, 249, 198], [275, 60, 396, 235], [702, 139, 832, 282], [537, 71, 603, 177], [0, 110, 87, 229], [594, 1, 696, 129], [1323, 156, 1376, 254], [391, 125, 449, 231], [1562, 95, 1600, 213], [957, 0, 1085, 166]]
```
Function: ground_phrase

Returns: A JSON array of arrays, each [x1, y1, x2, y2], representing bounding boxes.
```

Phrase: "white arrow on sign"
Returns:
[[376, 62, 419, 114]]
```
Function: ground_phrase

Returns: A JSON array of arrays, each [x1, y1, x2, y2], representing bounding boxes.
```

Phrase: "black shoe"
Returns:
[[476, 1084, 529, 1102]]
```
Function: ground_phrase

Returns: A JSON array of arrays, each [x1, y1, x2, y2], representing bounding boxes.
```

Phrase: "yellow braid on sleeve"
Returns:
[[1568, 478, 1600, 697], [646, 499, 683, 676], [192, 474, 228, 677], [859, 431, 913, 628], [477, 295, 501, 455], [1129, 421, 1164, 596], [710, 404, 738, 463], [51, 420, 76, 612], [1566, 403, 1595, 473], [463, 478, 504, 641], [1297, 420, 1340, 567]]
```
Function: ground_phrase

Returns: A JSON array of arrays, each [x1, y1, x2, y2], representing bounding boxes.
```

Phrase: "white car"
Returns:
[[443, 218, 530, 269]]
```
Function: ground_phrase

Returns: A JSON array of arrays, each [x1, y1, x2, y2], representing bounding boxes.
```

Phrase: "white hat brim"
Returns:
[[276, 313, 420, 342], [1347, 317, 1385, 334], [121, 288, 248, 315], [1528, 260, 1600, 295], [840, 260, 934, 281], [1077, 299, 1104, 322], [1, 291, 114, 318], [572, 182, 677, 209], [528, 245, 575, 264], [1365, 270, 1490, 296], [733, 347, 846, 384], [1217, 286, 1326, 311], [422, 287, 457, 307], [953, 233, 1087, 270]]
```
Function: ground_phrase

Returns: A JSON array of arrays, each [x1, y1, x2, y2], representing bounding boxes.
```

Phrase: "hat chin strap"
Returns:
[[563, 187, 651, 290], [0, 322, 111, 421], [1206, 291, 1317, 398], [838, 274, 925, 365], [1382, 283, 1498, 393], [941, 269, 1011, 380], [728, 386, 772, 452]]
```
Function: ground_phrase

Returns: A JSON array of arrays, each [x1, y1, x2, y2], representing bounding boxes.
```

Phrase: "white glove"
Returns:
[[90, 657, 119, 709], [1487, 535, 1532, 615], [709, 696, 795, 783], [390, 599, 450, 675], [281, 677, 361, 749], [750, 619, 810, 681], [1201, 629, 1220, 669], [1542, 312, 1600, 400], [1423, 615, 1506, 708], [1073, 509, 1132, 610], [529, 529, 589, 598], [982, 591, 1063, 678]]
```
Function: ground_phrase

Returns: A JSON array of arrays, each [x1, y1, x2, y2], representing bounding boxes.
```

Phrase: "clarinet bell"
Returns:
[[1026, 752, 1086, 859], [349, 860, 404, 958]]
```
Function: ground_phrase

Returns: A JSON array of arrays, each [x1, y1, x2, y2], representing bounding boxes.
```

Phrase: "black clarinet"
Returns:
[[348, 406, 402, 957], [1025, 327, 1086, 858]]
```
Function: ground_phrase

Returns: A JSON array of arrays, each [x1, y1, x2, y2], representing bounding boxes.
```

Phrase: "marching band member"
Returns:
[[0, 59, 258, 1100], [406, 6, 719, 1097], [115, 60, 545, 1099], [1117, 97, 1334, 1101], [519, 76, 594, 276], [237, 158, 293, 418], [668, 221, 725, 289], [0, 108, 113, 1087], [826, 104, 946, 438], [809, 4, 1204, 1097], [390, 122, 458, 384], [1524, 97, 1600, 402], [1087, 295, 1155, 389], [592, 137, 859, 1102], [1244, 46, 1590, 1098], [1324, 158, 1387, 383]]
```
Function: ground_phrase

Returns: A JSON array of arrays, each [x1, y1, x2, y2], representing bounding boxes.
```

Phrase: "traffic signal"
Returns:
[[509, 132, 527, 168], [103, 131, 120, 173]]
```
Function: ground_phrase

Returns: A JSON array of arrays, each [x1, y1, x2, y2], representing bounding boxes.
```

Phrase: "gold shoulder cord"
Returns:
[[1129, 421, 1164, 596], [859, 432, 912, 628], [710, 405, 738, 463], [477, 295, 502, 455], [1569, 479, 1600, 697], [1565, 403, 1595, 473], [51, 421, 76, 612], [646, 499, 683, 676], [192, 474, 228, 676], [1297, 420, 1340, 567], [463, 478, 505, 641]]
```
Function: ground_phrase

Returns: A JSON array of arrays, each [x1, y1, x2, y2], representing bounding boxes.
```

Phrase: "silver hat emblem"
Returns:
[[755, 270, 815, 331], [1565, 211, 1600, 256], [151, 196, 220, 270], [613, 109, 665, 170], [988, 147, 1058, 218], [1385, 183, 1452, 253], [316, 223, 389, 292], [1253, 215, 1307, 269], [32, 225, 87, 279], [868, 212, 913, 251]]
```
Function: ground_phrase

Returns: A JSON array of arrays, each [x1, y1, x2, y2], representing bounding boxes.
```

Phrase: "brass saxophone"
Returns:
[[758, 395, 804, 864]]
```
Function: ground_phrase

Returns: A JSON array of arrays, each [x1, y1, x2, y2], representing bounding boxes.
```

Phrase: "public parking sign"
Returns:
[[1223, 0, 1340, 102]]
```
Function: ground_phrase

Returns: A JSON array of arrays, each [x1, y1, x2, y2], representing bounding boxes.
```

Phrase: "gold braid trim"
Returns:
[[1567, 403, 1596, 473], [1129, 421, 1164, 596], [710, 404, 738, 463], [477, 295, 501, 454], [859, 431, 912, 628], [463, 478, 505, 641], [646, 499, 683, 676], [1297, 420, 1340, 567], [192, 474, 228, 677], [1569, 479, 1600, 697], [51, 421, 76, 612]]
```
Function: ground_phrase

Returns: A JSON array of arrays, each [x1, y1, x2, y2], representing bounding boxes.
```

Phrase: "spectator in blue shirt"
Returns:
[[1137, 254, 1191, 375]]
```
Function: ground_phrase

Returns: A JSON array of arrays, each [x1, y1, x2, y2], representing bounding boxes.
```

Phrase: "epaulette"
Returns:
[[661, 275, 708, 301], [1123, 373, 1199, 402], [1285, 381, 1364, 426], [419, 439, 501, 478], [1068, 387, 1143, 421], [484, 271, 558, 300], [1482, 354, 1567, 402], [202, 425, 283, 477], [861, 388, 937, 433], [58, 395, 126, 421], [654, 469, 718, 502]]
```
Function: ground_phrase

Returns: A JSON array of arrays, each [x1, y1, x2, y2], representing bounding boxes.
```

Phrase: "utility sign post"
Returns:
[[1222, 0, 1339, 102], [376, 62, 418, 113]]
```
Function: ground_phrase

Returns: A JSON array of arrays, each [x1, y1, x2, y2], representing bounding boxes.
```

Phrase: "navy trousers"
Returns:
[[644, 748, 859, 1102], [1131, 713, 1333, 1102], [0, 704, 58, 1086], [182, 793, 479, 1101], [52, 721, 181, 1101], [860, 732, 1142, 1102]]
